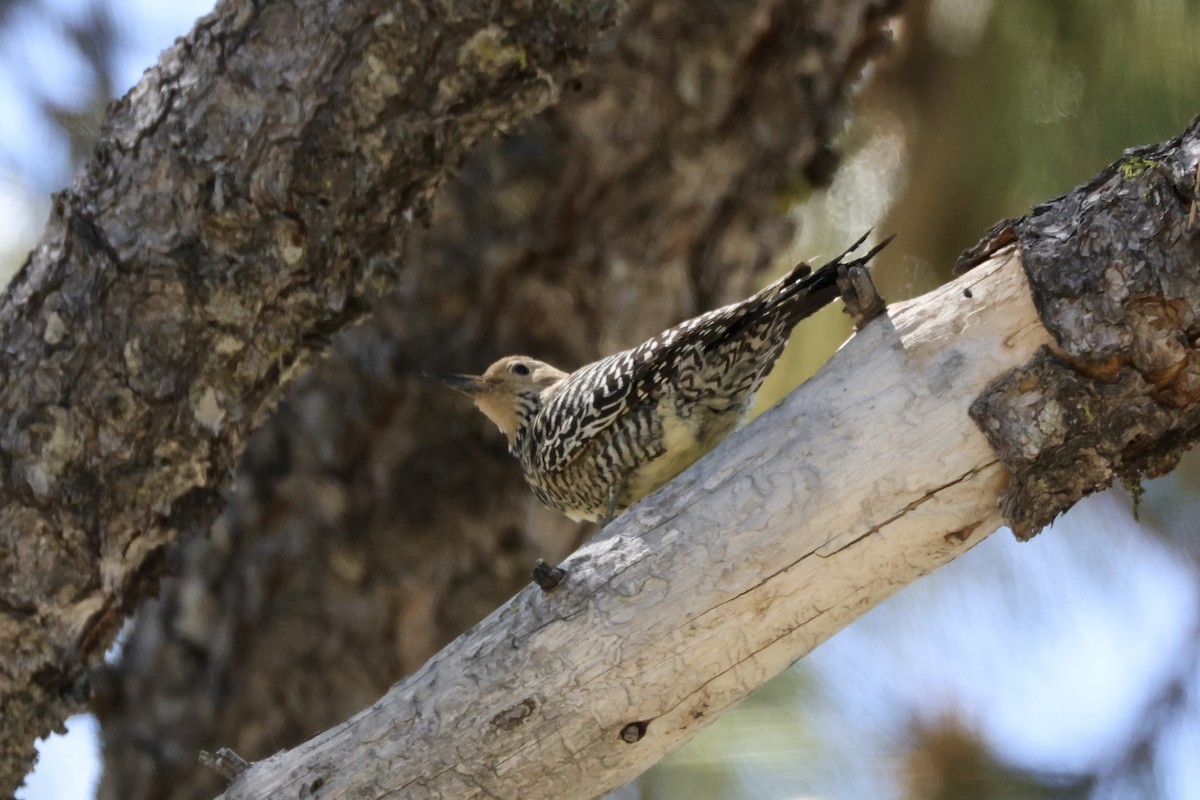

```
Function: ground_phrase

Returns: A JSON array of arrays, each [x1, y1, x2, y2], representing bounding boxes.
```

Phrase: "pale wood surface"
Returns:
[[220, 250, 1051, 799]]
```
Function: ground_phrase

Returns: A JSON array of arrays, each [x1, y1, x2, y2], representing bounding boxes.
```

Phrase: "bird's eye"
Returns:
[[510, 362, 531, 376]]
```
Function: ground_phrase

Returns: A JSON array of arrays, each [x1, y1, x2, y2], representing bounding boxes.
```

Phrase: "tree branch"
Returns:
[[0, 0, 623, 792], [91, 2, 902, 798], [217, 249, 1039, 799], [962, 118, 1200, 536], [218, 116, 1200, 800]]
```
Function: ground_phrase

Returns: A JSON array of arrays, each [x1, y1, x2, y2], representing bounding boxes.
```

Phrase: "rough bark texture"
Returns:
[[90, 1, 901, 798], [961, 115, 1200, 538], [0, 0, 628, 793]]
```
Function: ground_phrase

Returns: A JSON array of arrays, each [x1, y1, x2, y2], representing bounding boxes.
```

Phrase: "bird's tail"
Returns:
[[776, 231, 893, 325]]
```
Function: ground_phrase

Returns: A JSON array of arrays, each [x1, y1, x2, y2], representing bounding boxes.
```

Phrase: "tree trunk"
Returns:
[[0, 0, 630, 794], [87, 1, 902, 799], [218, 115, 1200, 800]]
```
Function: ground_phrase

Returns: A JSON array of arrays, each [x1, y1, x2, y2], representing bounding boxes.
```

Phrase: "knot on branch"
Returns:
[[967, 117, 1200, 539], [619, 720, 649, 743]]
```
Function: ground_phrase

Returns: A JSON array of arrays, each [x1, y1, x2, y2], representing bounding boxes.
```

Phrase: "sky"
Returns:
[[812, 490, 1200, 792], [3, 1, 1200, 799]]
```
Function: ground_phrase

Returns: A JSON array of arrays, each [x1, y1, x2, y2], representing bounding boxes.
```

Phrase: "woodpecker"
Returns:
[[436, 233, 890, 523]]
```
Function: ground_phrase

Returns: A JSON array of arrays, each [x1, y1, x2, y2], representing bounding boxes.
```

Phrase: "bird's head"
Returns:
[[433, 356, 568, 445]]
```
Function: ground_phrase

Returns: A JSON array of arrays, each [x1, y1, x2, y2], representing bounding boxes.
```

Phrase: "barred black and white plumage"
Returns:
[[436, 233, 890, 522]]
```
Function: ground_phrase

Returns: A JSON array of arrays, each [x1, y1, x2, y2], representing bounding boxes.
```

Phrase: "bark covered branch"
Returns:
[[218, 116, 1200, 800], [0, 0, 625, 792], [961, 119, 1200, 536]]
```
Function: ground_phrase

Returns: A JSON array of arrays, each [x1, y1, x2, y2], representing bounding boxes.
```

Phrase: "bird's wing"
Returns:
[[533, 350, 635, 474], [533, 233, 887, 473], [532, 308, 733, 474]]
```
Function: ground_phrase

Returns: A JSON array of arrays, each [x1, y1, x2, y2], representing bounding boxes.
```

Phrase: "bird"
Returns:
[[436, 232, 890, 524]]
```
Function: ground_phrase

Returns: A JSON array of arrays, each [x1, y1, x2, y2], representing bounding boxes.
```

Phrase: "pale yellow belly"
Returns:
[[622, 404, 737, 506]]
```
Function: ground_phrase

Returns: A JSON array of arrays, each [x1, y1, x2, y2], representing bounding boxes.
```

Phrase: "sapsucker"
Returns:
[[437, 233, 889, 522]]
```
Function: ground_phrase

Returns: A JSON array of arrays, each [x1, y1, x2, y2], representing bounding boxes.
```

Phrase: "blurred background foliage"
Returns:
[[2, 0, 1200, 798]]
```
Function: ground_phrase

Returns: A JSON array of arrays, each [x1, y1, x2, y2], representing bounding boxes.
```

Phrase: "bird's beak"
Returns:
[[428, 372, 489, 396]]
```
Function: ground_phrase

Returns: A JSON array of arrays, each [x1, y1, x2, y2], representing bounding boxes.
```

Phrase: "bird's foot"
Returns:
[[837, 239, 890, 331], [598, 484, 624, 528]]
